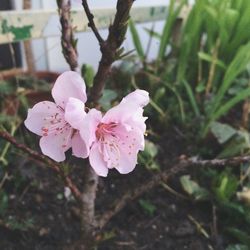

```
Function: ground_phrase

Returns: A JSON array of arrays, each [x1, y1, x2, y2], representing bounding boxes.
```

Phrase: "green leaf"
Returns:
[[81, 64, 95, 88], [144, 140, 158, 159], [143, 27, 162, 40], [99, 89, 118, 111], [226, 244, 249, 250], [227, 228, 250, 246], [139, 199, 156, 216], [204, 88, 250, 136], [129, 19, 144, 60], [214, 171, 238, 202], [180, 175, 209, 201], [183, 80, 200, 117], [198, 51, 226, 69], [195, 81, 206, 93], [210, 122, 237, 144], [158, 0, 186, 60], [154, 87, 166, 104], [209, 41, 250, 115]]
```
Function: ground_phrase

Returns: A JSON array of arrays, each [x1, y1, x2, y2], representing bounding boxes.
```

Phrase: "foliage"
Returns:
[[1, 0, 250, 248], [128, 0, 250, 137], [139, 199, 157, 216], [126, 0, 250, 247]]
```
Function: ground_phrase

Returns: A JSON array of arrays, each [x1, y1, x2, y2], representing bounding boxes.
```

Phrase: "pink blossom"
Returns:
[[65, 90, 149, 177], [24, 71, 88, 162]]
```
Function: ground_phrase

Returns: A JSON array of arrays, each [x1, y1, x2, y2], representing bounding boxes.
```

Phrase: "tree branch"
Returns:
[[88, 0, 135, 104], [98, 155, 250, 228], [57, 0, 79, 72], [0, 130, 82, 203], [81, 0, 104, 44]]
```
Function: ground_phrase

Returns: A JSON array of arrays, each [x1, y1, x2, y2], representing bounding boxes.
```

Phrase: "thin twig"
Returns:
[[188, 214, 210, 239], [0, 172, 9, 190], [212, 205, 218, 239], [81, 0, 104, 44], [57, 0, 79, 72], [98, 155, 250, 228], [89, 0, 135, 103], [0, 131, 82, 204], [161, 182, 189, 200]]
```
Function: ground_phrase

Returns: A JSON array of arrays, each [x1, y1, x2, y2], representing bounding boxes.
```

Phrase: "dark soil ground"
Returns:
[[0, 130, 219, 250]]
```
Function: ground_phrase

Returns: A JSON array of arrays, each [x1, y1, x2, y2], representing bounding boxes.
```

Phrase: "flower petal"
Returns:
[[52, 71, 87, 108], [102, 89, 149, 124], [72, 132, 89, 158], [24, 101, 59, 136], [122, 89, 149, 107], [126, 108, 147, 134], [39, 128, 72, 162], [79, 108, 102, 154], [115, 129, 141, 174], [65, 97, 86, 130], [101, 124, 143, 174], [89, 143, 108, 177]]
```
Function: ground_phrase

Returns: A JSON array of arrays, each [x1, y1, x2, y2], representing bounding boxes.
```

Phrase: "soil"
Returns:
[[0, 129, 220, 250]]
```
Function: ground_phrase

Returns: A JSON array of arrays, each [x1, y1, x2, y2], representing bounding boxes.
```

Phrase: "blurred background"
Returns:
[[0, 0, 183, 72]]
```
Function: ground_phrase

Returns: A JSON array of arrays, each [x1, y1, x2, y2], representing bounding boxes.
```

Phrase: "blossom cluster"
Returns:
[[24, 71, 149, 177]]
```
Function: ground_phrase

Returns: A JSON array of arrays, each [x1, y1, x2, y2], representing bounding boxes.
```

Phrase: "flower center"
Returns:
[[95, 122, 117, 141], [96, 122, 121, 168]]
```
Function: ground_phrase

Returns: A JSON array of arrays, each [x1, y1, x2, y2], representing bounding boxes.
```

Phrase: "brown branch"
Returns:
[[88, 0, 135, 104], [57, 0, 79, 72], [81, 0, 104, 44], [98, 155, 250, 228], [0, 130, 82, 203]]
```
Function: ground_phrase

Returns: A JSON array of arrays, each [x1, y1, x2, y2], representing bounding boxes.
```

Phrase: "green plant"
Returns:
[[128, 0, 250, 137]]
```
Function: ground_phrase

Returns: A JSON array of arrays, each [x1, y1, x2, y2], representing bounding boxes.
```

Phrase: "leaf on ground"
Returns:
[[210, 121, 237, 144], [180, 175, 209, 201], [139, 199, 156, 216]]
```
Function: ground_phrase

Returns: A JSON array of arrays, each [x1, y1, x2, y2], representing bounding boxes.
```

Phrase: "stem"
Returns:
[[0, 130, 83, 204], [98, 155, 250, 228], [0, 123, 17, 166], [89, 0, 135, 104], [57, 0, 79, 72], [80, 167, 98, 243], [57, 1, 99, 243], [81, 0, 104, 44]]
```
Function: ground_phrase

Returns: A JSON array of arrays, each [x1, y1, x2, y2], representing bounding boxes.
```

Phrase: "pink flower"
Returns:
[[65, 89, 149, 177], [24, 71, 88, 162]]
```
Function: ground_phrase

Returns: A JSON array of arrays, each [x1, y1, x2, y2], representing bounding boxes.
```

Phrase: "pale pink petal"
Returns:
[[100, 124, 143, 174], [39, 128, 72, 162], [89, 143, 109, 177], [64, 97, 86, 130], [52, 71, 87, 108], [24, 101, 59, 136], [72, 132, 89, 158], [116, 148, 138, 174], [102, 89, 149, 124], [79, 108, 102, 154], [126, 108, 147, 134], [115, 128, 141, 174], [122, 89, 149, 107]]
